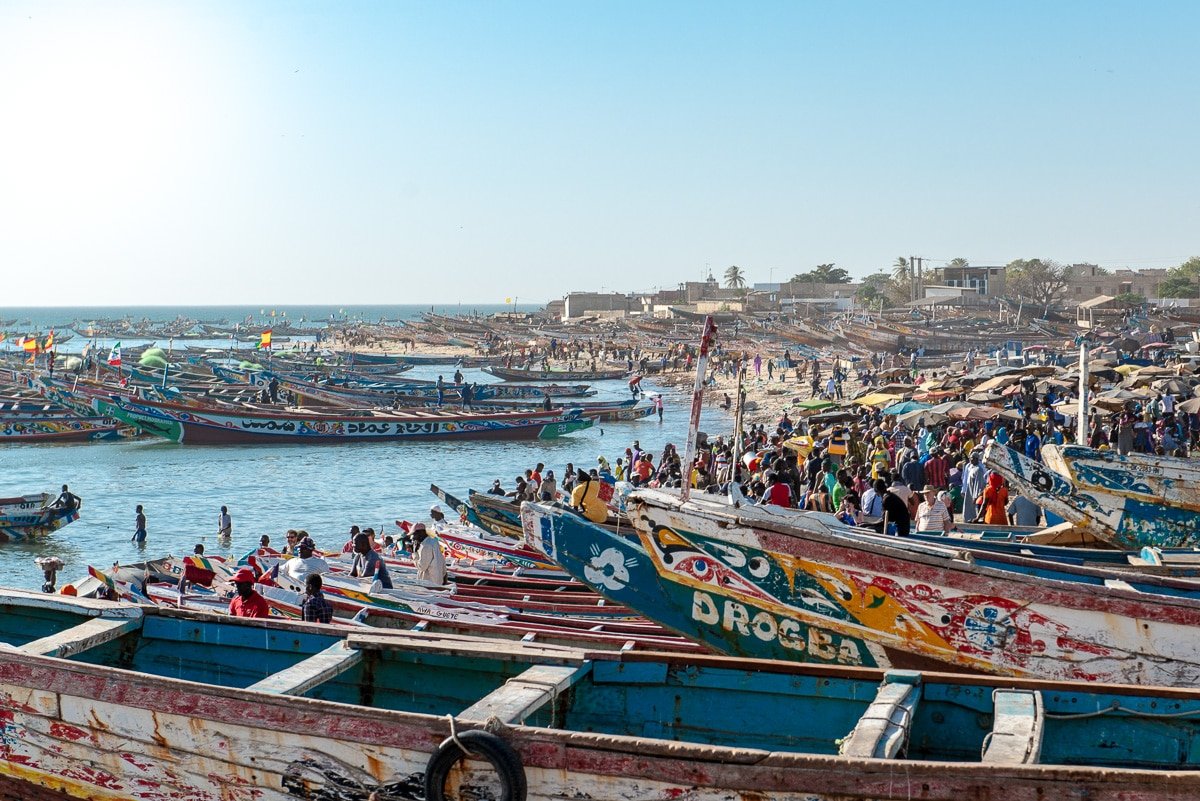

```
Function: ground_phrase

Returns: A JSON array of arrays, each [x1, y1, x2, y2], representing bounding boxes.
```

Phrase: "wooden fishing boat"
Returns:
[[104, 395, 593, 444], [0, 493, 79, 540], [0, 415, 126, 442], [1041, 444, 1200, 513], [415, 522, 561, 571], [523, 501, 882, 667], [7, 588, 1200, 800], [583, 487, 1200, 686], [985, 442, 1200, 549], [483, 365, 629, 382]]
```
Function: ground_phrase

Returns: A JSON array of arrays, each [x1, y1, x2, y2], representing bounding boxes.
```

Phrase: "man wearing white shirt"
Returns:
[[413, 524, 447, 585], [281, 536, 329, 587]]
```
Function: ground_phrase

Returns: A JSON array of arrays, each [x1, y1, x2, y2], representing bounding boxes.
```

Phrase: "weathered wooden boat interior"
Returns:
[[13, 591, 1200, 771]]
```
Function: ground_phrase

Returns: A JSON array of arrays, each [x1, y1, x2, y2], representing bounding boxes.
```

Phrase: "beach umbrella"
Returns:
[[1015, 365, 1058, 377], [881, 400, 932, 416], [948, 404, 1003, 421], [972, 375, 1022, 393], [967, 392, 1005, 403], [898, 408, 948, 429], [913, 389, 960, 402], [853, 392, 904, 408], [1178, 397, 1200, 414], [1098, 388, 1150, 401], [794, 399, 836, 412], [805, 408, 861, 424], [929, 401, 977, 415]]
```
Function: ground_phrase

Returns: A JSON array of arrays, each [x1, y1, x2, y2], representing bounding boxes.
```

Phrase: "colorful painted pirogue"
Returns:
[[103, 394, 593, 444], [1041, 443, 1200, 512], [985, 442, 1200, 549], [523, 502, 881, 667], [482, 365, 629, 381], [0, 493, 79, 540], [0, 415, 125, 442], [4, 589, 1200, 800], [550, 487, 1200, 686]]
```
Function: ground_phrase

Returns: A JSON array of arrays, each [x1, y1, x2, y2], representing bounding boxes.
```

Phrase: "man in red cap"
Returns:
[[228, 567, 269, 618]]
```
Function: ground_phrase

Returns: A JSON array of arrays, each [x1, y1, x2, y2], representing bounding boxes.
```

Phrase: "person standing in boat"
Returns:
[[228, 567, 270, 618], [300, 574, 334, 623], [132, 505, 147, 544], [349, 532, 393, 589], [429, 504, 449, 530], [217, 506, 232, 541], [49, 484, 81, 513], [412, 524, 447, 585], [281, 536, 329, 587]]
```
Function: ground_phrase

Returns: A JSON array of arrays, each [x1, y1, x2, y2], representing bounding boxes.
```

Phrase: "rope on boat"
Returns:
[[1044, 702, 1200, 720], [446, 713, 471, 756]]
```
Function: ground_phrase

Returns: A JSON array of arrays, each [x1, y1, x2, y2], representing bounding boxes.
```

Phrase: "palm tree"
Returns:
[[947, 257, 969, 270], [724, 265, 746, 289], [891, 257, 910, 281]]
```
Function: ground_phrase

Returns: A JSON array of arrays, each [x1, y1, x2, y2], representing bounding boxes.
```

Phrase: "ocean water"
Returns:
[[1, 304, 543, 330], [2, 360, 730, 593]]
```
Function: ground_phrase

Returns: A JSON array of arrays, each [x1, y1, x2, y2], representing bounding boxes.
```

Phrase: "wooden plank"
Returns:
[[245, 642, 362, 696], [839, 670, 923, 759], [459, 663, 589, 724], [347, 631, 586, 663], [21, 616, 142, 659], [982, 689, 1044, 765]]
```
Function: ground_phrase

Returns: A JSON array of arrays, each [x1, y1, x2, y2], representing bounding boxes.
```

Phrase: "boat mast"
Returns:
[[1077, 336, 1089, 446], [731, 355, 745, 485], [681, 316, 718, 503]]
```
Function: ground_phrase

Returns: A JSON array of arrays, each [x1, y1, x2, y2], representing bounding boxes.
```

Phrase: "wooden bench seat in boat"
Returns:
[[460, 662, 591, 724], [20, 614, 142, 659], [246, 641, 363, 696], [839, 669, 922, 759], [981, 689, 1044, 764]]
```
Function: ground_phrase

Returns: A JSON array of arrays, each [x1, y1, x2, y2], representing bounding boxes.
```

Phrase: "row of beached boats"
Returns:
[[0, 345, 657, 443], [13, 438, 1198, 800]]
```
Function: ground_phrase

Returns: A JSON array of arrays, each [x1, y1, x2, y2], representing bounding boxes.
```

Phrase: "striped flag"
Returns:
[[259, 330, 272, 349], [107, 342, 122, 366]]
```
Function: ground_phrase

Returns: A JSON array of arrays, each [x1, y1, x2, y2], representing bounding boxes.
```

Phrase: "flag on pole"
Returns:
[[21, 337, 38, 353], [43, 330, 54, 351], [259, 330, 272, 349], [107, 342, 122, 366]]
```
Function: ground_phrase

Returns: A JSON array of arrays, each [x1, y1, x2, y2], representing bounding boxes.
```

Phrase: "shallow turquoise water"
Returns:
[[1, 369, 730, 591]]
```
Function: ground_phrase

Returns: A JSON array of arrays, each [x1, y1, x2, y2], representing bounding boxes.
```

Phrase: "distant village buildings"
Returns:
[[545, 263, 1188, 321]]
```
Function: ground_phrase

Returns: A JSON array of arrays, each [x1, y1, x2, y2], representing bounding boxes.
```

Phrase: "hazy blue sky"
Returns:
[[1, 1, 1196, 305]]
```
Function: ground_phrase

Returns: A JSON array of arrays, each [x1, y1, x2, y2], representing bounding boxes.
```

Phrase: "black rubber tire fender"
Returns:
[[423, 729, 528, 801]]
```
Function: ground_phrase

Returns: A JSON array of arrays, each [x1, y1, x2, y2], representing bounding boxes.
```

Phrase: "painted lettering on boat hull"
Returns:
[[690, 590, 864, 665]]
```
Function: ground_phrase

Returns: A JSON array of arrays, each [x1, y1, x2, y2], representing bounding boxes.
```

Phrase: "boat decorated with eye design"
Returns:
[[543, 486, 1200, 687], [103, 394, 593, 444], [1, 588, 1200, 800]]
